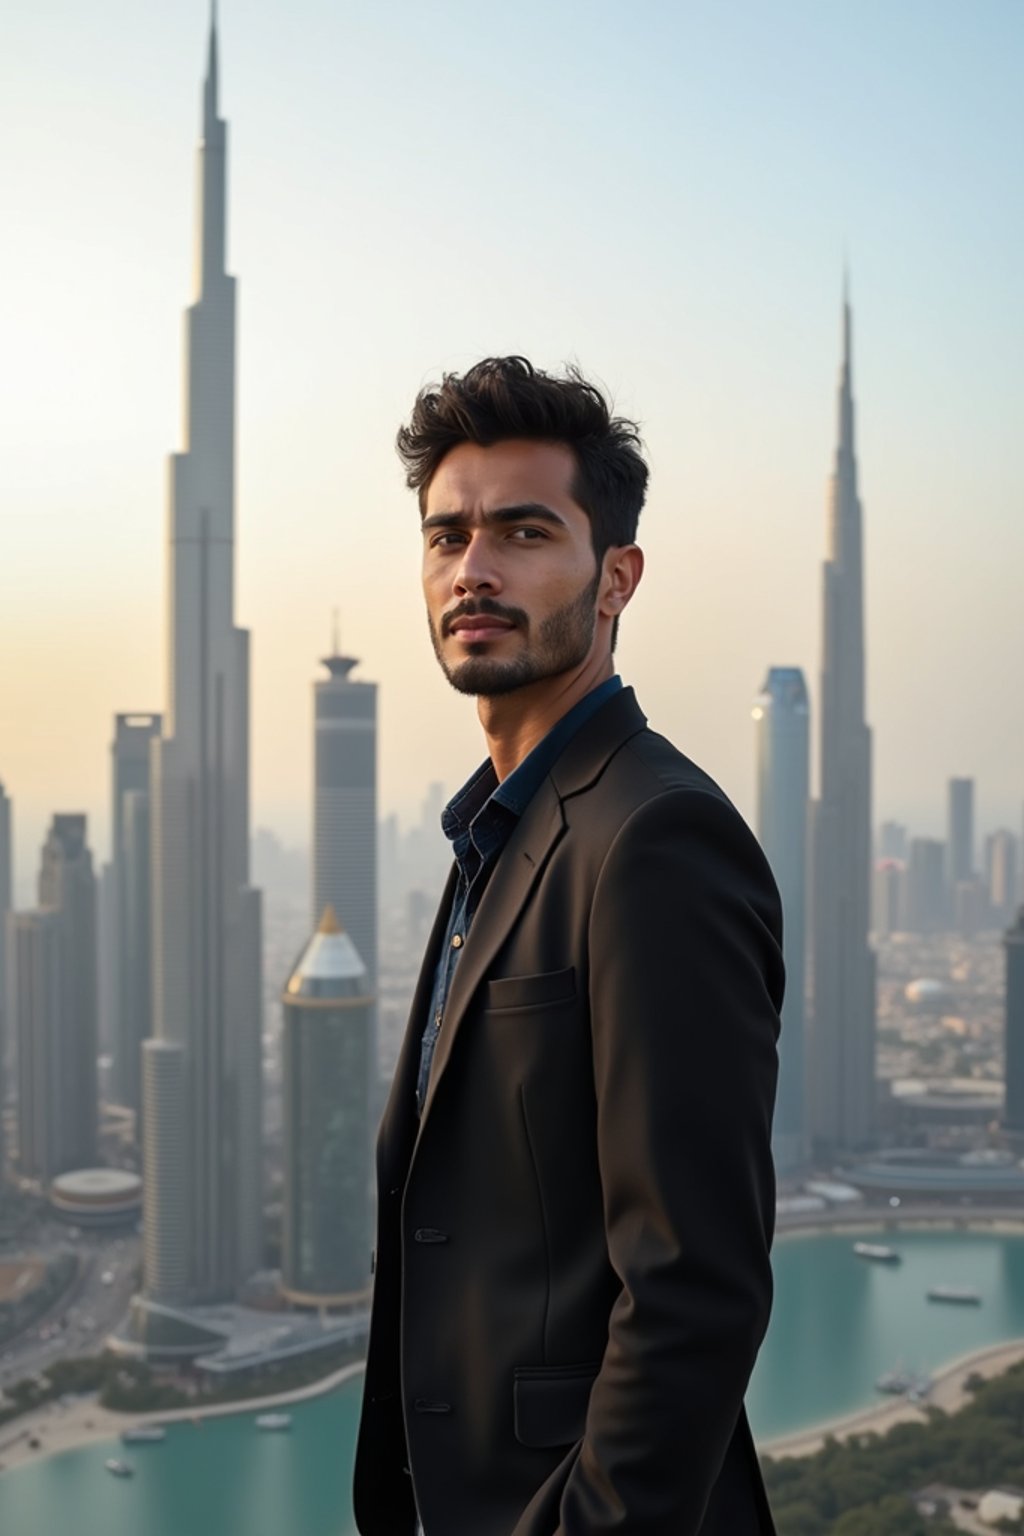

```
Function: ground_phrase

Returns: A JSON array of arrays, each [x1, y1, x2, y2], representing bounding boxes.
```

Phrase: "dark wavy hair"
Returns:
[[396, 356, 648, 562]]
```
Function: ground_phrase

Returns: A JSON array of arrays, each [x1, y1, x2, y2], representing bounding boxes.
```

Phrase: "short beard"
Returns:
[[430, 571, 601, 698]]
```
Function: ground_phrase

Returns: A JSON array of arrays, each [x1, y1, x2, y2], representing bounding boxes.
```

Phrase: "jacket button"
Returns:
[[413, 1228, 449, 1244], [413, 1399, 452, 1414]]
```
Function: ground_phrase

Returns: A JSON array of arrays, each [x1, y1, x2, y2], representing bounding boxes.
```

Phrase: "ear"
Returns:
[[598, 544, 644, 618]]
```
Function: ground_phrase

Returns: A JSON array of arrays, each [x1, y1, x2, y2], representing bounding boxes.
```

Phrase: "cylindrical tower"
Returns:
[[281, 904, 373, 1306]]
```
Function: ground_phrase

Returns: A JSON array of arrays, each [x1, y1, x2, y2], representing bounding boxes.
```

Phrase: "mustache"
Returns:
[[441, 598, 529, 637]]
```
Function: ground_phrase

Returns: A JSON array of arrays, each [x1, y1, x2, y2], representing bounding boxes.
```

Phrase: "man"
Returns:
[[354, 356, 783, 1535]]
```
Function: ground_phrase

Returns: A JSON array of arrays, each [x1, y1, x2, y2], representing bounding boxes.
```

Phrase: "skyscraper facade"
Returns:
[[753, 667, 810, 1175], [313, 645, 377, 1002], [906, 838, 947, 933], [0, 781, 11, 1103], [1004, 908, 1024, 1134], [143, 12, 262, 1305], [11, 815, 98, 1180], [9, 909, 62, 1182], [110, 713, 161, 1118], [947, 778, 975, 888], [281, 906, 374, 1305], [985, 830, 1019, 929], [810, 289, 876, 1153]]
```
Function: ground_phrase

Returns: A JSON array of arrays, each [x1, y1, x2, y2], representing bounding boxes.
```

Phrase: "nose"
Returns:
[[452, 532, 502, 598]]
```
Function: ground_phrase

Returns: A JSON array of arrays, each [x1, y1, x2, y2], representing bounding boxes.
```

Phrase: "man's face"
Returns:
[[421, 440, 604, 697]]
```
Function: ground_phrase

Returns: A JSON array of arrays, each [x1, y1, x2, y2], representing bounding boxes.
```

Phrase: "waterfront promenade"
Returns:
[[7, 1335, 1024, 1474], [4, 1210, 1024, 1474], [0, 1360, 366, 1473]]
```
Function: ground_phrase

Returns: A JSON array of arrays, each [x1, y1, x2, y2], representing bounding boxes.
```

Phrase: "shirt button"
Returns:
[[451, 934, 463, 949]]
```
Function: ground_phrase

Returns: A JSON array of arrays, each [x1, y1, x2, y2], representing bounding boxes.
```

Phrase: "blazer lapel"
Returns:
[[416, 777, 566, 1132], [410, 687, 648, 1140]]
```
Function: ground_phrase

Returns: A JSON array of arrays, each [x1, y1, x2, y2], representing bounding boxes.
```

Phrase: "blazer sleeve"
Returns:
[[514, 785, 784, 1536]]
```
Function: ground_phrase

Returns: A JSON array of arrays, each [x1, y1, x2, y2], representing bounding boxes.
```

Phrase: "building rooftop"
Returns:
[[283, 905, 370, 1001]]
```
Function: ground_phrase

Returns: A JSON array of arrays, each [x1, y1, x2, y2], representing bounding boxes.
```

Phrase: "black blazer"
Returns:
[[354, 687, 784, 1535]]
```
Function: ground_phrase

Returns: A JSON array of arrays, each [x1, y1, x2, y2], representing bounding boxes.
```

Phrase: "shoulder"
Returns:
[[584, 727, 782, 936], [579, 720, 745, 839]]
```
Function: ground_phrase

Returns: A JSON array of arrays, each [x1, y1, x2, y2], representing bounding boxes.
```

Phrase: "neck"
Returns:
[[477, 652, 615, 781]]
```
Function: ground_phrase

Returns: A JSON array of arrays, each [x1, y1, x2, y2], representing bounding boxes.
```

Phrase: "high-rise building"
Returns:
[[906, 838, 947, 933], [985, 830, 1019, 929], [878, 821, 907, 863], [11, 815, 98, 1180], [313, 638, 378, 1004], [0, 781, 11, 1103], [809, 285, 876, 1153], [8, 910, 62, 1181], [947, 778, 975, 891], [281, 905, 374, 1305], [753, 667, 809, 1175], [143, 10, 262, 1305], [872, 859, 905, 938], [110, 713, 161, 1118], [1003, 908, 1024, 1134]]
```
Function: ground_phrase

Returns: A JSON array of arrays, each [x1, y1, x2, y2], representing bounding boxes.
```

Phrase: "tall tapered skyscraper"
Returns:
[[809, 286, 876, 1153], [143, 9, 263, 1305]]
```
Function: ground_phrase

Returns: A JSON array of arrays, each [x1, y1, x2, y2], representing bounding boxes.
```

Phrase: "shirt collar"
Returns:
[[441, 675, 623, 841]]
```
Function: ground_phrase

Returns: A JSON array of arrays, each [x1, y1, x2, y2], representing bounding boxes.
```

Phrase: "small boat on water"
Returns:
[[853, 1242, 901, 1264], [255, 1413, 292, 1431], [875, 1367, 933, 1397], [105, 1458, 134, 1478], [121, 1426, 166, 1445], [927, 1285, 981, 1305]]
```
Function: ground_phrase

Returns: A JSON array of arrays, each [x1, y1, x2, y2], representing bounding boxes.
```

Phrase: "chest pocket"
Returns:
[[485, 966, 576, 1012]]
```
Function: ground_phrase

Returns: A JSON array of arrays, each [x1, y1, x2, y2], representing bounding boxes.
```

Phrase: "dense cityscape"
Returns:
[[1, 8, 1022, 1536]]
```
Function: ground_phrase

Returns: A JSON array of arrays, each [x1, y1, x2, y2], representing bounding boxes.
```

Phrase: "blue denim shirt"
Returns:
[[415, 674, 622, 1115]]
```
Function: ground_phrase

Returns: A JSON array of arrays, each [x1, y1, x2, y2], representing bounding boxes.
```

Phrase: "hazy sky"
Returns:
[[1, 0, 1021, 900]]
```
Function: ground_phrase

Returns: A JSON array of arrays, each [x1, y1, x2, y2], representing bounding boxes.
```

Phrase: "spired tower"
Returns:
[[809, 285, 876, 1154], [142, 7, 263, 1306]]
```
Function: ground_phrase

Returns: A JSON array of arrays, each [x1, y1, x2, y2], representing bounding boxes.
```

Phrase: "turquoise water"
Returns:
[[747, 1228, 1024, 1438], [3, 1229, 1024, 1534]]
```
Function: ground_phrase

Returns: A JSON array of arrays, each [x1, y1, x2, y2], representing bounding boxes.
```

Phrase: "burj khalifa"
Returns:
[[809, 286, 876, 1153], [141, 7, 263, 1305]]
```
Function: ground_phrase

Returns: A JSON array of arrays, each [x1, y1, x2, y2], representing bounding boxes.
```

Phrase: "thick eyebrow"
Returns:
[[421, 503, 569, 534]]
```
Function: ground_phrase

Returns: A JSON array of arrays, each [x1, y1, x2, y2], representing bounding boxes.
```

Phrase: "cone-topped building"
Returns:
[[142, 6, 262, 1306], [810, 282, 876, 1153], [281, 905, 374, 1305]]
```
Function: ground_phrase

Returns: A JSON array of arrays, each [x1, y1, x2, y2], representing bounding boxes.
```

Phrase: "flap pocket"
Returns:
[[486, 967, 576, 1012], [513, 1362, 600, 1449]]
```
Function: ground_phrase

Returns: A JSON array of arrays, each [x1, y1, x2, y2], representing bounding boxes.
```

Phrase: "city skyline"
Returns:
[[1, 1, 1022, 891]]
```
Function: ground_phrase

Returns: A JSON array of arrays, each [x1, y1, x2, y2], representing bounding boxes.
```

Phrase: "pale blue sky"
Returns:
[[1, 0, 1021, 892]]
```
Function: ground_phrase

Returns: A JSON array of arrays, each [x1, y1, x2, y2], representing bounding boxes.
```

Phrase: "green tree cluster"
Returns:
[[764, 1363, 1024, 1535]]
